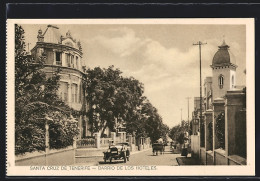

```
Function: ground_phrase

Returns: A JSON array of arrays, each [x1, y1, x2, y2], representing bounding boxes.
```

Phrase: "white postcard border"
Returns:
[[6, 18, 255, 176]]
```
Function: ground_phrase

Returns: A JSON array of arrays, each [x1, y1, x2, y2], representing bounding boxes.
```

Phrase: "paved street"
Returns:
[[97, 146, 179, 166]]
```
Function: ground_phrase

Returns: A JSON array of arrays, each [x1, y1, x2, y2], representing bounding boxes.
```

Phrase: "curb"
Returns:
[[176, 158, 180, 166]]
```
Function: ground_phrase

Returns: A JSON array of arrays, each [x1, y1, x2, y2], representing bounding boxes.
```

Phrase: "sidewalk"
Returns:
[[176, 154, 201, 165]]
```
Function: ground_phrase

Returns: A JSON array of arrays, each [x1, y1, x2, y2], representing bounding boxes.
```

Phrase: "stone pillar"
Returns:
[[212, 98, 225, 164], [111, 132, 116, 144], [67, 83, 71, 106], [127, 135, 133, 151], [205, 109, 213, 151], [138, 138, 142, 151], [225, 90, 245, 156], [73, 136, 77, 149], [45, 121, 50, 154], [53, 50, 56, 65], [118, 132, 122, 143], [118, 132, 126, 143], [61, 53, 66, 66], [94, 132, 100, 149]]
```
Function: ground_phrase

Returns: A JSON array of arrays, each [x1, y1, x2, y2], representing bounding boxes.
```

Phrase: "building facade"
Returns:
[[191, 40, 246, 165], [210, 40, 237, 100], [191, 97, 201, 135], [30, 25, 89, 138]]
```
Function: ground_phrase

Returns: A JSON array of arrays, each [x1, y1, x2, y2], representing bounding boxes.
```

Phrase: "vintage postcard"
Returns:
[[6, 19, 255, 176]]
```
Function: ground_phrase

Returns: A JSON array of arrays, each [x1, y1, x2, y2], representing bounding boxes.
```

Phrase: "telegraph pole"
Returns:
[[193, 41, 207, 133], [186, 97, 191, 131]]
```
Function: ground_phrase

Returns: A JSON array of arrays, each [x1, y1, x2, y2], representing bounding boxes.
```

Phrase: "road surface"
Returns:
[[98, 146, 180, 166]]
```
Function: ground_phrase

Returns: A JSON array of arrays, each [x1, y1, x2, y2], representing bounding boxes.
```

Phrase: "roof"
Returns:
[[43, 25, 62, 44], [212, 40, 236, 67], [37, 25, 82, 52]]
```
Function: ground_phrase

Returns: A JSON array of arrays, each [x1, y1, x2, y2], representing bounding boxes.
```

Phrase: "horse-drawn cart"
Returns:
[[152, 143, 165, 155]]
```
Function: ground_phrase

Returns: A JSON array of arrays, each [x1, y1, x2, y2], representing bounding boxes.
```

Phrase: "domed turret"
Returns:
[[211, 39, 237, 100], [211, 40, 236, 67]]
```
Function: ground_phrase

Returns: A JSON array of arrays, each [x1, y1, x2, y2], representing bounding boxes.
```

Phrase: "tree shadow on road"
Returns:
[[148, 154, 165, 156], [99, 160, 126, 164]]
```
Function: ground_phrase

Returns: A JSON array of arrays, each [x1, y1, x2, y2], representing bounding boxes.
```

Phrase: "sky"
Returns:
[[21, 23, 246, 128]]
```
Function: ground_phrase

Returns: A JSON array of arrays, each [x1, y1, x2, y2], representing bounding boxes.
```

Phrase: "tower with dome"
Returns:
[[211, 40, 238, 100], [191, 39, 246, 165]]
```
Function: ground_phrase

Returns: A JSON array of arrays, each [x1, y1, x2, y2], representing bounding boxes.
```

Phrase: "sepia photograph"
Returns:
[[6, 19, 255, 176]]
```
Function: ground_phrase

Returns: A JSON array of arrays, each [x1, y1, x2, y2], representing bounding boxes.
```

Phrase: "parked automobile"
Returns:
[[103, 142, 130, 163]]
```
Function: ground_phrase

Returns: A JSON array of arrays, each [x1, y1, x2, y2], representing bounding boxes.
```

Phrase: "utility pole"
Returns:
[[186, 97, 191, 131], [193, 41, 207, 133]]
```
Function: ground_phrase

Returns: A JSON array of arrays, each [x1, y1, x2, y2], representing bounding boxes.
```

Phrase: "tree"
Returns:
[[15, 24, 79, 154], [140, 99, 169, 143], [169, 120, 189, 144], [85, 66, 169, 142], [208, 121, 213, 150], [85, 66, 145, 136], [85, 66, 122, 134]]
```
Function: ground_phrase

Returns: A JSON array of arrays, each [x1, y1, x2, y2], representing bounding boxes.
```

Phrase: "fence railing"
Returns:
[[76, 138, 96, 148]]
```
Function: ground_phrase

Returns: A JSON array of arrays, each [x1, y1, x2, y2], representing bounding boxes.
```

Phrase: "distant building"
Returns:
[[30, 25, 89, 138], [191, 97, 201, 135]]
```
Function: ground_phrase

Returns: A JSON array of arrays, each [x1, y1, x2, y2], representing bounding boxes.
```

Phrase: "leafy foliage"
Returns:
[[85, 66, 169, 142], [169, 120, 189, 144], [208, 121, 213, 150], [15, 24, 79, 155], [216, 112, 225, 149], [200, 119, 205, 147]]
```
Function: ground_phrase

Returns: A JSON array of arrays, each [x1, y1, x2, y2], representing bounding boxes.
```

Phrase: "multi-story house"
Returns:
[[30, 25, 89, 138]]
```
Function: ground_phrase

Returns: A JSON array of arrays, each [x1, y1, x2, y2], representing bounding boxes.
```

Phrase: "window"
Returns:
[[56, 52, 61, 65], [218, 75, 224, 89], [66, 54, 70, 67], [232, 75, 234, 88], [59, 82, 68, 102], [71, 55, 74, 68], [71, 84, 78, 103], [76, 56, 79, 69], [79, 83, 82, 103]]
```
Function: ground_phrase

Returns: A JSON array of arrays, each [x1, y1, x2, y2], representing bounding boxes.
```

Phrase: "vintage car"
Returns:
[[103, 142, 130, 163]]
